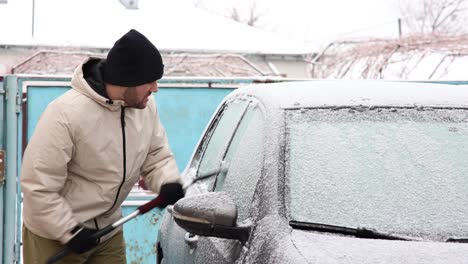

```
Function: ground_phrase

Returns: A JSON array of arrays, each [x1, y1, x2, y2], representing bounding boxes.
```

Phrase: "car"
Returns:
[[157, 80, 468, 264]]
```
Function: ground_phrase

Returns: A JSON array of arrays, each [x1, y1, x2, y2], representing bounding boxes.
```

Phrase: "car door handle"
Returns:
[[184, 232, 199, 248]]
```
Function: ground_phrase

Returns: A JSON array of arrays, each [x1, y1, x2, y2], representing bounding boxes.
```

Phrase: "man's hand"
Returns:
[[66, 226, 98, 254], [158, 182, 184, 207]]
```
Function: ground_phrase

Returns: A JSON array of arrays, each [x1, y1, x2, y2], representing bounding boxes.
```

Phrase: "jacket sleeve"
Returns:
[[20, 103, 78, 243], [140, 100, 182, 194]]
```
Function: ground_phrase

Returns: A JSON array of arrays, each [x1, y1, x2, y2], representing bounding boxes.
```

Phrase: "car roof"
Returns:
[[232, 80, 468, 109]]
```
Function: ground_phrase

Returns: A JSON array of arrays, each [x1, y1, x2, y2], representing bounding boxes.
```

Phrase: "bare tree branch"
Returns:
[[431, 0, 465, 32], [229, 7, 242, 23], [399, 0, 468, 35], [246, 3, 260, 26], [228, 3, 265, 27], [309, 35, 468, 80], [192, 0, 267, 28]]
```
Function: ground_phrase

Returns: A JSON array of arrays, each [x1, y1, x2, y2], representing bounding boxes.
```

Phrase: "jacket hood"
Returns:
[[291, 230, 468, 263], [83, 58, 108, 98], [71, 58, 125, 111]]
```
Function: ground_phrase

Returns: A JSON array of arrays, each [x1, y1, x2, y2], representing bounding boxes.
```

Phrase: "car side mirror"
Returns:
[[170, 192, 251, 242]]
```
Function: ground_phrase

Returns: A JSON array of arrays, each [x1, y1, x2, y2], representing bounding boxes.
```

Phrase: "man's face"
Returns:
[[123, 81, 158, 109]]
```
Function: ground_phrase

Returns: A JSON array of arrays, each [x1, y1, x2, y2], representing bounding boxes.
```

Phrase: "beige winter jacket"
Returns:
[[20, 60, 181, 244]]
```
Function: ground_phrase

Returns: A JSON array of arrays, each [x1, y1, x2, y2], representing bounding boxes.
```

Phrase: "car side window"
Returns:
[[195, 99, 249, 190], [214, 103, 264, 221]]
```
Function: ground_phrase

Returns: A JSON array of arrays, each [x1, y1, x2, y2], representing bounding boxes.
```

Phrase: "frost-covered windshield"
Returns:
[[286, 107, 468, 241]]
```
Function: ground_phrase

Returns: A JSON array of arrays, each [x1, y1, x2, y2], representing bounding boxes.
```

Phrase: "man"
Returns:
[[20, 29, 184, 263]]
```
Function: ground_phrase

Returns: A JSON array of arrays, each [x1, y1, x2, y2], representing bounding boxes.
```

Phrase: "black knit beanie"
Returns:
[[104, 29, 164, 87]]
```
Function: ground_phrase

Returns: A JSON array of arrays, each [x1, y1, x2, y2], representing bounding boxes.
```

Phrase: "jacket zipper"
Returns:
[[104, 106, 127, 214], [93, 219, 101, 243]]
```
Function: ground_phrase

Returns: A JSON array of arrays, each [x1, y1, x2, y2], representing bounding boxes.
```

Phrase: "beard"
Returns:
[[128, 98, 148, 109], [124, 90, 151, 109]]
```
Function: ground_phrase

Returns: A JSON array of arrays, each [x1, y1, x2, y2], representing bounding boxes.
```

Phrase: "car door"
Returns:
[[189, 99, 265, 264], [164, 98, 250, 264]]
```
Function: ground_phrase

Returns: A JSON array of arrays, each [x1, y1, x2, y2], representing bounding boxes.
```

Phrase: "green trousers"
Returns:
[[22, 225, 127, 264]]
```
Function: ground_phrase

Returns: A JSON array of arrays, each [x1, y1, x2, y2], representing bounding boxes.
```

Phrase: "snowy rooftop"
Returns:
[[0, 0, 313, 55]]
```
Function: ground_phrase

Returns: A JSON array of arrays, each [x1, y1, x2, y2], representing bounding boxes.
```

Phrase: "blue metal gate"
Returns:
[[2, 75, 256, 263], [2, 75, 22, 264]]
